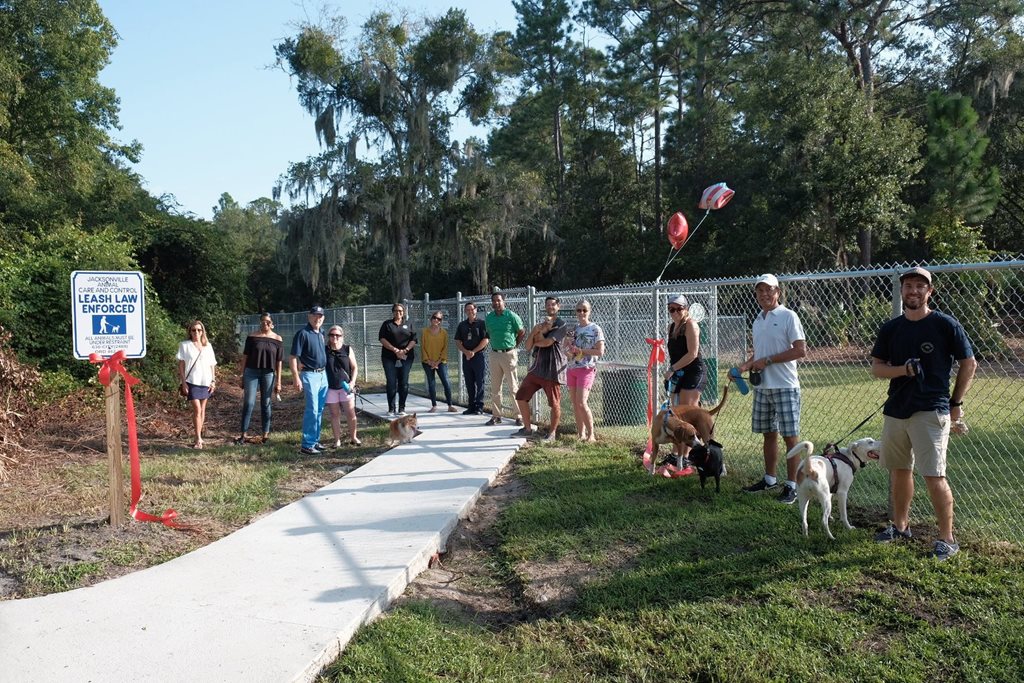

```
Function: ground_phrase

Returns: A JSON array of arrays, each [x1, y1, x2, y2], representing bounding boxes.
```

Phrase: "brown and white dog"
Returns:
[[670, 384, 729, 444], [386, 413, 419, 446], [785, 437, 883, 539], [649, 409, 703, 470]]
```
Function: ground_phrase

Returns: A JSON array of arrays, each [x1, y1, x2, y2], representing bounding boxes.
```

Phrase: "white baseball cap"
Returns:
[[754, 274, 779, 289], [668, 294, 688, 307]]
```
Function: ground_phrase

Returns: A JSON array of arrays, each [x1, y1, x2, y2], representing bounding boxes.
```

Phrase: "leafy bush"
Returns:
[[0, 222, 182, 389]]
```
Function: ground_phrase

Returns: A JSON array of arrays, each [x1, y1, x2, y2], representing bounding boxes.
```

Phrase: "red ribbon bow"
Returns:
[[642, 338, 666, 465], [90, 351, 189, 529]]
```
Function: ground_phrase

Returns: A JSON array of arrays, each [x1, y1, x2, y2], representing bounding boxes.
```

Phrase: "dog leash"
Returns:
[[825, 368, 923, 451], [354, 390, 387, 413]]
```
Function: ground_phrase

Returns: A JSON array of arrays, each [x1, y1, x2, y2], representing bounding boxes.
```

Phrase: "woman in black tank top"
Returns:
[[237, 313, 283, 444], [326, 325, 361, 447]]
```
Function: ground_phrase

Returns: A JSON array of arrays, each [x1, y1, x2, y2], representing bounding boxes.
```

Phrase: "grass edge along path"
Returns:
[[321, 436, 1024, 683]]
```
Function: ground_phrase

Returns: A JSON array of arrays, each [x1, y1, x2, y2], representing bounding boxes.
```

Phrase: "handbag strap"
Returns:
[[183, 344, 203, 384]]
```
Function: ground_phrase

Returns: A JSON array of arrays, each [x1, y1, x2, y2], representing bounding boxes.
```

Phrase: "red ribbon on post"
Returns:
[[90, 351, 190, 530], [642, 338, 666, 469]]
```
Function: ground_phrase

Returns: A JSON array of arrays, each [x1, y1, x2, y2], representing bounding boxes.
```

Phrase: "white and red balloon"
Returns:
[[698, 182, 735, 211]]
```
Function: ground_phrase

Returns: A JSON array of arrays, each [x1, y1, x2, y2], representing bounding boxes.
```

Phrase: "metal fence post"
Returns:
[[361, 307, 368, 386], [455, 291, 464, 405]]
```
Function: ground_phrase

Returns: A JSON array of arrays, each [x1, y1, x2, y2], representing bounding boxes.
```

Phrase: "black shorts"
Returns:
[[666, 361, 706, 394]]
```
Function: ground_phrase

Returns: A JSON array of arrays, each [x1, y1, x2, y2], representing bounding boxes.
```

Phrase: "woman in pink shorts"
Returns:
[[325, 326, 361, 448], [566, 300, 605, 442]]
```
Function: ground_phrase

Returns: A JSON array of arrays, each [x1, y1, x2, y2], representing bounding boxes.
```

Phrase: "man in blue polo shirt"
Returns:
[[290, 305, 328, 454]]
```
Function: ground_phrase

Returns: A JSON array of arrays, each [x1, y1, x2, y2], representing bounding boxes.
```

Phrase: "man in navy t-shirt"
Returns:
[[870, 267, 976, 560]]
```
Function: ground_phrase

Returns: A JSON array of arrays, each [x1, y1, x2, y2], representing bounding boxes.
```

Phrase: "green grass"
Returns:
[[320, 436, 1024, 682], [24, 561, 104, 594], [554, 366, 1024, 543]]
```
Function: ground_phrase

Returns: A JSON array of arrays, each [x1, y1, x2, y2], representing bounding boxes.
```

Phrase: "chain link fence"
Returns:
[[239, 259, 1024, 543]]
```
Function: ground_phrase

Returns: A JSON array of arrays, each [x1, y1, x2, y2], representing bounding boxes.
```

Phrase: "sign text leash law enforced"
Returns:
[[71, 271, 147, 359]]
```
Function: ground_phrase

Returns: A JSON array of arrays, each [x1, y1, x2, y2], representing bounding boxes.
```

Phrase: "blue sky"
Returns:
[[97, 1, 518, 219]]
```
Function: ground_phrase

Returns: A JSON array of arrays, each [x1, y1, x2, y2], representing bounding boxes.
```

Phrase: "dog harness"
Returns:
[[821, 443, 867, 494]]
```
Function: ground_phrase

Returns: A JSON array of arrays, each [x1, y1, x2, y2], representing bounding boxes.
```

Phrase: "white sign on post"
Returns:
[[71, 271, 147, 359]]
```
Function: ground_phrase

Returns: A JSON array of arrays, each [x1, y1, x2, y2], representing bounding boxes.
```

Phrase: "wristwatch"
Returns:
[[950, 400, 963, 407], [764, 357, 773, 366]]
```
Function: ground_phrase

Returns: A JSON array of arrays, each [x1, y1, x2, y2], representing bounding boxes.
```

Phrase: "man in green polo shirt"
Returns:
[[484, 292, 526, 426]]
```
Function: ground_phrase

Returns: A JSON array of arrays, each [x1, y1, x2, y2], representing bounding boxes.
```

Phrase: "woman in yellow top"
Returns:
[[421, 310, 457, 413]]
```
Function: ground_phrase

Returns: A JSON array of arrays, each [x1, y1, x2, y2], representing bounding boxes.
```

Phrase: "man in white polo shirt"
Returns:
[[738, 274, 807, 504]]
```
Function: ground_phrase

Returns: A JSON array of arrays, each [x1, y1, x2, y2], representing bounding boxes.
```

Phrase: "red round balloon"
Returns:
[[667, 212, 688, 249]]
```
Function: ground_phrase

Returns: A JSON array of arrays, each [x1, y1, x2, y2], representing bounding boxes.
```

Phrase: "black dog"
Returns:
[[688, 439, 725, 492]]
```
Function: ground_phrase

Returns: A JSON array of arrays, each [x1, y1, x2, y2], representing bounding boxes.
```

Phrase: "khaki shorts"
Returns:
[[880, 410, 951, 477]]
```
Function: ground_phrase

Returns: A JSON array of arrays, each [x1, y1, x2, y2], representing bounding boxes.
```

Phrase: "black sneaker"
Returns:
[[463, 408, 480, 415], [742, 479, 779, 493], [300, 447, 317, 455], [874, 523, 913, 543], [776, 484, 797, 505], [312, 443, 327, 453]]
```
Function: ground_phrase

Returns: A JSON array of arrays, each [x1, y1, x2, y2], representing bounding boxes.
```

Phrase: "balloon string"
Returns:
[[655, 208, 712, 282]]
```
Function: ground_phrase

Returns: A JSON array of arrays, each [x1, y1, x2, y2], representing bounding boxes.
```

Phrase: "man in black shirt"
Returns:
[[455, 301, 489, 415], [870, 267, 976, 560]]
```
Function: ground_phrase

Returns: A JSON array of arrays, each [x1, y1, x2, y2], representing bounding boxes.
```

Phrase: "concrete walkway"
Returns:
[[0, 394, 528, 682]]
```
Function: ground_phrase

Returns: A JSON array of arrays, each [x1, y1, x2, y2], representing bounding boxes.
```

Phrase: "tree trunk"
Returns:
[[396, 220, 412, 301], [654, 106, 662, 235]]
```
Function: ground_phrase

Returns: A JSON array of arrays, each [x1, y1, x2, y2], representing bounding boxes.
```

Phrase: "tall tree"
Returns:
[[0, 0, 139, 227], [511, 0, 583, 199], [276, 10, 505, 300]]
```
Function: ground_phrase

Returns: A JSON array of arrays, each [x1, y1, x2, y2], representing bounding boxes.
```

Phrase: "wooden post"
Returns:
[[105, 372, 125, 527]]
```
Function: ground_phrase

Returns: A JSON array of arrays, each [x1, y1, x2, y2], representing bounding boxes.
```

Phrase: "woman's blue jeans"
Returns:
[[422, 362, 453, 406], [241, 368, 275, 434], [382, 356, 413, 412]]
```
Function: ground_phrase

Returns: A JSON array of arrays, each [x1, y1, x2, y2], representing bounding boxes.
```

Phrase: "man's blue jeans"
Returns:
[[300, 370, 328, 448], [241, 368, 275, 434], [422, 362, 453, 407], [382, 356, 412, 412]]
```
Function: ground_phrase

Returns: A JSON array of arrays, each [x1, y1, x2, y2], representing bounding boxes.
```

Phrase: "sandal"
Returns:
[[351, 437, 362, 446], [193, 441, 204, 450], [447, 405, 458, 413]]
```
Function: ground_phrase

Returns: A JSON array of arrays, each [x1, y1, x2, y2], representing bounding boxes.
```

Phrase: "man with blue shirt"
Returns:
[[290, 305, 328, 454], [871, 267, 976, 561]]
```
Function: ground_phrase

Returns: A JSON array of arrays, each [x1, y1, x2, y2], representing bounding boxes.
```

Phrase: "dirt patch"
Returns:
[[395, 467, 536, 628]]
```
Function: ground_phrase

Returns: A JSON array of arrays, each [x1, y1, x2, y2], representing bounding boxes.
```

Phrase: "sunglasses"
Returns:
[[667, 306, 683, 313], [191, 327, 204, 331], [432, 316, 442, 321], [328, 333, 342, 337], [575, 309, 588, 313]]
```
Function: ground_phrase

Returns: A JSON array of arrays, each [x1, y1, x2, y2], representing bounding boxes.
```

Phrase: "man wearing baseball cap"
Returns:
[[290, 305, 328, 454], [739, 274, 807, 504], [870, 267, 976, 560]]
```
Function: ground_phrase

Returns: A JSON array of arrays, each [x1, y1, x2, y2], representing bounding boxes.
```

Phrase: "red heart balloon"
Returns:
[[667, 212, 688, 249]]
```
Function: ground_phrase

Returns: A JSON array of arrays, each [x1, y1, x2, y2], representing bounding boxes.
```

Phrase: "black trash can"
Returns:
[[601, 367, 648, 426]]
